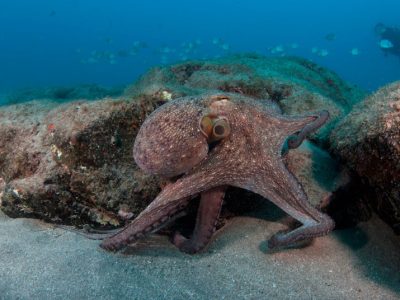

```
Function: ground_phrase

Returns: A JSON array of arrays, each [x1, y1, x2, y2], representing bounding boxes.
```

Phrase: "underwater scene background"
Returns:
[[1, 1, 400, 299], [0, 0, 400, 100]]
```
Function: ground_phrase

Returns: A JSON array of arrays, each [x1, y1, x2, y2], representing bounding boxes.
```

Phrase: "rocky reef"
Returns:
[[331, 81, 400, 233], [127, 54, 365, 145], [0, 54, 382, 233], [0, 98, 160, 226], [3, 84, 123, 106]]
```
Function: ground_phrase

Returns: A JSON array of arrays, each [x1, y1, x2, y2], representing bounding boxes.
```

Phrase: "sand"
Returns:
[[0, 203, 399, 300]]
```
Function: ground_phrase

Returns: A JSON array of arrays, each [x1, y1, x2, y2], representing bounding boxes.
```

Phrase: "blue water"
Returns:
[[0, 0, 399, 97]]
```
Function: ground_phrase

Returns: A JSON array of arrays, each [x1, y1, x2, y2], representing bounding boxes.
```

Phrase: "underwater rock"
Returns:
[[126, 54, 366, 145], [284, 141, 350, 209], [0, 97, 161, 226], [4, 84, 123, 106], [331, 81, 400, 233]]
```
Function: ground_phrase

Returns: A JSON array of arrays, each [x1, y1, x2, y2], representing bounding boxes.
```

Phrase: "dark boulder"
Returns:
[[331, 81, 400, 233]]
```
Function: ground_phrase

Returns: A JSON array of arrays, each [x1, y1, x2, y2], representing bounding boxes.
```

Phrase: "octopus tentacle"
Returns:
[[100, 169, 224, 252], [55, 225, 121, 240], [251, 161, 334, 249], [100, 197, 190, 251], [172, 186, 226, 254], [287, 110, 329, 149], [268, 216, 335, 249]]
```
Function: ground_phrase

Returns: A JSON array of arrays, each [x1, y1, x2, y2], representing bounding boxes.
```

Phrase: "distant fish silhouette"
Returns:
[[269, 45, 284, 54], [374, 23, 387, 35], [117, 50, 129, 57], [325, 33, 336, 41], [374, 23, 400, 59], [311, 47, 328, 57], [350, 48, 360, 56], [49, 10, 56, 17], [104, 37, 113, 44], [132, 41, 148, 48], [212, 38, 222, 45], [318, 49, 329, 57], [221, 43, 230, 51], [379, 39, 394, 49]]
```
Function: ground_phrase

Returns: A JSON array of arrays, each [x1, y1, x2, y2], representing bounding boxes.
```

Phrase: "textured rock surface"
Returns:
[[3, 84, 123, 106], [331, 81, 400, 233], [284, 141, 350, 208], [126, 54, 365, 144], [0, 98, 161, 226]]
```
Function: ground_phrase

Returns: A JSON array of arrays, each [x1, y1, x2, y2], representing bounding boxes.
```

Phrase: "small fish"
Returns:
[[129, 49, 138, 56], [325, 33, 336, 41], [379, 39, 394, 49], [212, 38, 222, 45], [159, 46, 174, 54], [104, 37, 113, 44], [117, 50, 128, 57], [132, 41, 147, 48], [318, 49, 329, 57], [350, 48, 360, 56], [87, 57, 98, 64], [221, 43, 230, 51], [269, 45, 284, 54], [374, 23, 387, 35]]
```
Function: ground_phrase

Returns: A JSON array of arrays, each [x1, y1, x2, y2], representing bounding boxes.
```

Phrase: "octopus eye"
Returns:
[[212, 118, 230, 140], [214, 124, 225, 135], [199, 115, 231, 142], [200, 116, 214, 138]]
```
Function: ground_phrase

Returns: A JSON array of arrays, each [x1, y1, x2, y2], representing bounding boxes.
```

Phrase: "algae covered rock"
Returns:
[[126, 54, 365, 144], [331, 81, 400, 233], [4, 84, 123, 106], [285, 141, 350, 209], [0, 97, 161, 227]]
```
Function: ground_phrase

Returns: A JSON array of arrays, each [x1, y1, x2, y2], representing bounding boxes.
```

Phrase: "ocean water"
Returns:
[[0, 0, 400, 101]]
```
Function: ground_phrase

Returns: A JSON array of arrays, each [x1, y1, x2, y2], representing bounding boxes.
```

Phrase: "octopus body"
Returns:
[[100, 93, 334, 254]]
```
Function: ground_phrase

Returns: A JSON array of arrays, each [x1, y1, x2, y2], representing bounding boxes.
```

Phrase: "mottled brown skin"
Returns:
[[100, 93, 334, 253]]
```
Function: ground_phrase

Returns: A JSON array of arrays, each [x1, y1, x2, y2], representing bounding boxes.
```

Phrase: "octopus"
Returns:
[[99, 93, 335, 254]]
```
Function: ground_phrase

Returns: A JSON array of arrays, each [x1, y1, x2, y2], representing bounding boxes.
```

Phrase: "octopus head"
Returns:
[[133, 95, 232, 178]]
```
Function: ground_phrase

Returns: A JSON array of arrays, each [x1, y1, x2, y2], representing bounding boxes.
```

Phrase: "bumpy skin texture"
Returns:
[[100, 93, 334, 253]]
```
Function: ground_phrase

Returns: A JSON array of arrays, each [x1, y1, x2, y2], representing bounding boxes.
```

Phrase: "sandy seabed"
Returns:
[[0, 201, 399, 300]]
